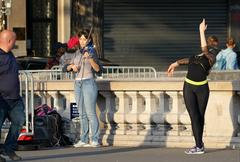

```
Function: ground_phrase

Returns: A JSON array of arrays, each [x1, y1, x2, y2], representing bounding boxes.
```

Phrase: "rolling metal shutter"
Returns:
[[103, 0, 228, 71]]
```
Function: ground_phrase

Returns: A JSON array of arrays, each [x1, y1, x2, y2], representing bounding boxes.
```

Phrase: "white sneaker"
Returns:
[[90, 141, 100, 147], [83, 141, 100, 147], [73, 141, 88, 147]]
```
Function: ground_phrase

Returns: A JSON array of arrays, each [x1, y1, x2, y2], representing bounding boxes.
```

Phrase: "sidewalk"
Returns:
[[4, 146, 240, 162]]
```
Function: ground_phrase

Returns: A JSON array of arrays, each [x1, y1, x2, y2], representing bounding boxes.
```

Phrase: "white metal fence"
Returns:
[[20, 66, 158, 81]]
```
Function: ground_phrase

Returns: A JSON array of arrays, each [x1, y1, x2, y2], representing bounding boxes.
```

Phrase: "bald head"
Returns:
[[0, 30, 16, 52]]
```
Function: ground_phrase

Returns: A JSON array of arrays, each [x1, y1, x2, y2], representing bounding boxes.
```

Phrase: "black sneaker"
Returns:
[[3, 151, 22, 161], [0, 156, 6, 162]]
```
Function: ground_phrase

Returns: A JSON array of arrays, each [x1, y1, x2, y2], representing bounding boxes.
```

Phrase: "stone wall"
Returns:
[[22, 79, 240, 148]]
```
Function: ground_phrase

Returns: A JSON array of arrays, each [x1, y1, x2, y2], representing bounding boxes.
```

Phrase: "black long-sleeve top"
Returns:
[[177, 46, 220, 82], [0, 48, 20, 99]]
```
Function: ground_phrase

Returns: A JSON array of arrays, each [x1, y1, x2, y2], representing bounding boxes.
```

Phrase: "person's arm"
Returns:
[[199, 19, 216, 66], [62, 53, 78, 72], [167, 58, 189, 76], [199, 19, 207, 51], [88, 58, 100, 72], [83, 49, 100, 72]]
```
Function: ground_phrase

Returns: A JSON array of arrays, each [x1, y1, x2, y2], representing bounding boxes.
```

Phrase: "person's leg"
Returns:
[[0, 99, 8, 158], [4, 98, 25, 160], [195, 84, 209, 147], [74, 81, 89, 144], [82, 79, 99, 144], [0, 100, 8, 142], [183, 83, 202, 147]]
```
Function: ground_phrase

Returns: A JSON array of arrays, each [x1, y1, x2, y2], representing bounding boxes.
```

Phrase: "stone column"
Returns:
[[125, 91, 141, 135], [138, 91, 154, 135], [99, 91, 116, 133], [165, 91, 180, 136], [114, 91, 129, 135], [152, 91, 166, 136]]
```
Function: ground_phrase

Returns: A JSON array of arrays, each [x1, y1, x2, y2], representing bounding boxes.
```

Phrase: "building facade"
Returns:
[[5, 0, 240, 70]]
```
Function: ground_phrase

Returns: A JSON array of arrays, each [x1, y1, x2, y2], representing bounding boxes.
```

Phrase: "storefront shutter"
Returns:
[[104, 0, 228, 71]]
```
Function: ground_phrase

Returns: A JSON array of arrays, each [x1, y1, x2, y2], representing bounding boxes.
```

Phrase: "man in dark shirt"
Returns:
[[0, 30, 25, 161]]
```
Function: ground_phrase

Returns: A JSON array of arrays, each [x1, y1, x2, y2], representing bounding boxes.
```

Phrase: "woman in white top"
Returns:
[[64, 29, 102, 147]]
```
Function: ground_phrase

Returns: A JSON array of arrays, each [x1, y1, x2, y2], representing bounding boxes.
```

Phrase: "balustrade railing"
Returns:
[[15, 68, 240, 148]]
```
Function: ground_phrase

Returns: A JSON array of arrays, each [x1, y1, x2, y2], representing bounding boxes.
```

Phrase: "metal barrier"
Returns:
[[101, 66, 157, 79], [20, 65, 158, 81], [19, 71, 35, 136], [21, 69, 74, 80]]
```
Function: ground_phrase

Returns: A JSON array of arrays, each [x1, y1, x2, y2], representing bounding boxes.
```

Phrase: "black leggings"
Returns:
[[183, 82, 209, 148]]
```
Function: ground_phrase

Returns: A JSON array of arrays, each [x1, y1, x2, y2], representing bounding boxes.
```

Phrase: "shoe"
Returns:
[[3, 151, 22, 161], [185, 146, 204, 154], [89, 141, 100, 147], [83, 141, 100, 147], [73, 141, 88, 147], [0, 156, 6, 162]]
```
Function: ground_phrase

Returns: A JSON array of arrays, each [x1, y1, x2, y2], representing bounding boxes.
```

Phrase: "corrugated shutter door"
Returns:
[[103, 0, 228, 71]]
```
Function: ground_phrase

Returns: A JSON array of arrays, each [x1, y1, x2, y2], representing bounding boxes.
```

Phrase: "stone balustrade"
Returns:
[[23, 79, 240, 148]]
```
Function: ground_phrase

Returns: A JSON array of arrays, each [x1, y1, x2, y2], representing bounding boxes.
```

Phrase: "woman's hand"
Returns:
[[71, 65, 79, 72], [199, 19, 207, 33], [67, 64, 78, 72], [167, 62, 179, 77], [83, 52, 92, 59], [83, 52, 100, 72], [67, 64, 73, 71]]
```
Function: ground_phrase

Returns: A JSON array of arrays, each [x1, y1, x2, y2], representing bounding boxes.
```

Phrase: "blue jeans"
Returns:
[[74, 78, 99, 143], [0, 98, 25, 153]]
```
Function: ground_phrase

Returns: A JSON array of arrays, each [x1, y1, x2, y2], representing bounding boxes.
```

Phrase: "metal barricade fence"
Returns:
[[24, 65, 158, 81], [101, 66, 157, 79], [21, 69, 74, 81], [19, 71, 35, 136]]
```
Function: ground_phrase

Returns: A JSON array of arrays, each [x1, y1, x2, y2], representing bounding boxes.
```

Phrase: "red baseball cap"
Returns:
[[67, 36, 79, 48]]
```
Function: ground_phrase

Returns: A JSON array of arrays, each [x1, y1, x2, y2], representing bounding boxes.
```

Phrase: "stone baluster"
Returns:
[[47, 91, 64, 113], [33, 92, 43, 108], [177, 91, 191, 136], [233, 92, 240, 138], [39, 91, 47, 105], [44, 91, 53, 108], [125, 91, 141, 135], [99, 91, 116, 134], [114, 91, 129, 135], [164, 91, 180, 136], [138, 91, 154, 135], [151, 91, 166, 136], [59, 91, 76, 119]]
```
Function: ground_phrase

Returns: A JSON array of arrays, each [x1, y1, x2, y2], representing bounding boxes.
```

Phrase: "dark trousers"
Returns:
[[0, 98, 25, 153], [183, 82, 209, 148]]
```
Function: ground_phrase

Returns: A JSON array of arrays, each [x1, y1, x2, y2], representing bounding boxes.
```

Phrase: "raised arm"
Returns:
[[199, 19, 207, 51], [199, 19, 216, 66]]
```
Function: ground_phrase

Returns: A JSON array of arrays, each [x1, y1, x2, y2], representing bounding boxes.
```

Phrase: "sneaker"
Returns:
[[90, 141, 100, 147], [185, 146, 205, 154], [83, 141, 100, 147], [73, 141, 88, 147], [2, 151, 22, 161]]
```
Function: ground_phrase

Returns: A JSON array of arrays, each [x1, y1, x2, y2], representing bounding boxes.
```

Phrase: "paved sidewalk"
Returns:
[[4, 146, 240, 162]]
